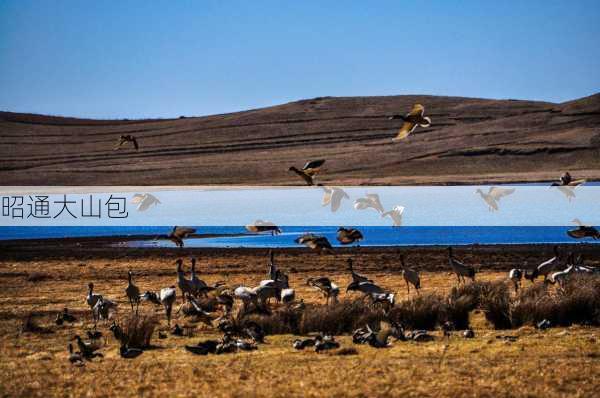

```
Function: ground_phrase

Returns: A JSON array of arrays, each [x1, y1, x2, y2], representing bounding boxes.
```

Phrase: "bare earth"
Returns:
[[1, 93, 599, 186], [1, 244, 599, 397]]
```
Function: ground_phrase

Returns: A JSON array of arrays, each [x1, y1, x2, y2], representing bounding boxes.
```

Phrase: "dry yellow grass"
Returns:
[[1, 250, 599, 397]]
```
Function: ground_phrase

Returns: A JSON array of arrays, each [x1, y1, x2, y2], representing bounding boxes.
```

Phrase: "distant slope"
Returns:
[[1, 94, 599, 185]]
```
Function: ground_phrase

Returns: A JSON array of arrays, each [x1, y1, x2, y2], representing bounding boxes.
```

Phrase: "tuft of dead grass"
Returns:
[[115, 313, 158, 348]]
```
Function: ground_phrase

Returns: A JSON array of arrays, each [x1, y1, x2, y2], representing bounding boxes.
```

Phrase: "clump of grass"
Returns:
[[390, 293, 445, 330], [20, 313, 53, 334], [333, 347, 358, 356], [479, 281, 512, 329], [299, 299, 382, 335], [445, 294, 475, 330], [245, 305, 303, 335], [117, 313, 158, 348], [26, 272, 52, 282]]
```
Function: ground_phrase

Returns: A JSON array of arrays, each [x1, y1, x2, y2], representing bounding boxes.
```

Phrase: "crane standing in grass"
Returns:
[[400, 255, 420, 295], [125, 271, 140, 314], [448, 247, 476, 284]]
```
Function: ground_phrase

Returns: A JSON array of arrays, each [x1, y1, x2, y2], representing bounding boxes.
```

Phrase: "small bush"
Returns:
[[479, 281, 512, 329], [118, 313, 158, 348], [390, 293, 445, 330], [20, 313, 53, 334], [26, 272, 52, 282], [299, 299, 382, 335]]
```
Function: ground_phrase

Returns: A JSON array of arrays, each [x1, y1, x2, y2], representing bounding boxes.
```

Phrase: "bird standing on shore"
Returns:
[[288, 159, 326, 186], [389, 104, 431, 141]]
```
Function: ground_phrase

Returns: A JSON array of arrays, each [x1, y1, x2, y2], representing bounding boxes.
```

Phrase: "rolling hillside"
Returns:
[[1, 93, 599, 185]]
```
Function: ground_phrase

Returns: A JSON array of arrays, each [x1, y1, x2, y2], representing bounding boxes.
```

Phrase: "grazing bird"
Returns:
[[61, 308, 77, 323], [347, 258, 372, 283], [131, 193, 161, 211], [336, 227, 363, 245], [295, 234, 334, 254], [314, 335, 340, 352], [93, 297, 117, 323], [185, 340, 219, 355], [125, 271, 141, 314], [73, 335, 103, 360], [109, 321, 126, 344], [68, 344, 84, 366], [168, 226, 196, 248], [448, 247, 476, 284], [86, 330, 103, 340], [389, 103, 431, 141], [346, 280, 385, 295], [537, 246, 561, 281], [354, 193, 384, 214], [508, 269, 523, 293], [319, 185, 349, 212], [120, 344, 143, 359], [293, 338, 316, 350], [245, 220, 282, 235], [381, 205, 405, 227], [400, 255, 420, 295], [114, 134, 139, 151], [567, 219, 600, 240], [159, 286, 177, 326], [307, 277, 340, 305], [475, 187, 515, 211], [463, 328, 475, 339], [288, 159, 326, 186]]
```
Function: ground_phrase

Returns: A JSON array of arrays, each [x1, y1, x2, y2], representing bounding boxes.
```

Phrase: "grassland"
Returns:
[[1, 245, 599, 397]]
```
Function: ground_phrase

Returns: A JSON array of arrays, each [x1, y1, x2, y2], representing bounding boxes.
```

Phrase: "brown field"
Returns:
[[1, 93, 599, 186], [1, 245, 600, 397]]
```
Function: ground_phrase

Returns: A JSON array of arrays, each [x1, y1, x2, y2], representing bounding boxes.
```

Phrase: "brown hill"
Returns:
[[1, 94, 599, 185]]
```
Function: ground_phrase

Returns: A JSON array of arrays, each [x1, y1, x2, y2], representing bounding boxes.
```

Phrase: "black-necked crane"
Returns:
[[346, 280, 385, 295], [337, 227, 363, 245], [551, 172, 586, 187], [537, 245, 561, 281], [314, 335, 340, 352], [381, 205, 405, 227], [307, 277, 340, 305], [388, 103, 431, 141], [125, 271, 141, 314], [508, 268, 523, 293], [190, 257, 208, 296], [567, 219, 600, 240], [114, 134, 139, 151], [168, 226, 196, 248], [293, 337, 316, 350], [176, 259, 194, 300], [68, 344, 84, 366], [400, 255, 420, 295], [347, 258, 371, 283], [120, 344, 143, 359], [86, 283, 102, 321], [354, 193, 384, 214], [319, 185, 349, 212], [93, 296, 117, 323], [131, 193, 161, 211], [475, 187, 515, 211], [73, 335, 103, 360], [288, 159, 326, 186], [447, 247, 476, 284], [295, 234, 334, 254]]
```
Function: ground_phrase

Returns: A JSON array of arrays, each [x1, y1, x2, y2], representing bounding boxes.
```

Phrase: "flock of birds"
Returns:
[[61, 241, 599, 364]]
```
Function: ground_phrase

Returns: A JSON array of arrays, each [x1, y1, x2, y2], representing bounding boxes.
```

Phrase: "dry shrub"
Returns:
[[26, 272, 52, 282], [245, 305, 303, 335], [299, 299, 382, 335], [118, 313, 158, 348], [390, 293, 445, 330], [446, 294, 475, 330], [479, 281, 512, 329], [512, 274, 600, 327]]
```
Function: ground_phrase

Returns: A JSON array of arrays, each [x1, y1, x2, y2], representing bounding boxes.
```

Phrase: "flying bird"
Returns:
[[319, 185, 349, 212], [131, 193, 161, 211], [381, 205, 405, 226], [475, 187, 515, 211], [168, 226, 196, 248], [551, 172, 586, 187], [354, 193, 384, 214], [295, 233, 334, 254], [245, 220, 282, 235], [336, 227, 364, 245], [567, 219, 600, 240], [288, 159, 326, 186], [114, 135, 139, 151], [388, 104, 431, 141]]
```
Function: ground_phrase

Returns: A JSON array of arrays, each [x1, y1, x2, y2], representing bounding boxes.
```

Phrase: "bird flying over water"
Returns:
[[389, 104, 431, 141], [114, 135, 139, 151], [336, 227, 363, 245], [354, 193, 384, 214], [381, 205, 405, 226], [245, 220, 282, 235], [168, 226, 196, 248], [295, 233, 334, 254], [288, 159, 326, 186], [131, 193, 161, 211], [475, 187, 515, 211], [567, 219, 600, 240]]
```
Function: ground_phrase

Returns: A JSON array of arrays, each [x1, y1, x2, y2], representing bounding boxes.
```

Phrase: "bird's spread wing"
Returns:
[[488, 187, 515, 201], [321, 188, 332, 206], [366, 194, 384, 213], [174, 226, 196, 237], [394, 121, 417, 141], [330, 189, 348, 212], [131, 194, 144, 204], [408, 104, 425, 117], [303, 159, 325, 170]]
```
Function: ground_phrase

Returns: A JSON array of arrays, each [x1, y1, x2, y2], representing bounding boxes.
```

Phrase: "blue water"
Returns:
[[0, 226, 597, 248]]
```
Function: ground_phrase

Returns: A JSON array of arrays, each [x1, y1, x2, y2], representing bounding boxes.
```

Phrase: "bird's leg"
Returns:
[[406, 281, 410, 296]]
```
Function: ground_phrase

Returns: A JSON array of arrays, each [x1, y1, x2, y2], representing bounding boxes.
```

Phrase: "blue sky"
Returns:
[[1, 1, 599, 119]]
